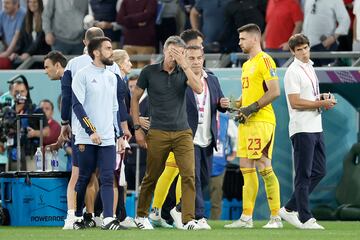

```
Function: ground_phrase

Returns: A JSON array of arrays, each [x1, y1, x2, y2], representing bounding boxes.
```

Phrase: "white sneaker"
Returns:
[[301, 218, 325, 230], [159, 218, 173, 228], [120, 216, 137, 228], [224, 215, 253, 229], [134, 217, 154, 230], [63, 217, 75, 230], [149, 208, 173, 228], [149, 208, 161, 225], [279, 207, 302, 228], [170, 207, 183, 229], [262, 216, 283, 228], [183, 220, 201, 230], [196, 218, 211, 230]]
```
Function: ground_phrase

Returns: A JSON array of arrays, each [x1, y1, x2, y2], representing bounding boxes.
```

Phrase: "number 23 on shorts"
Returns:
[[248, 138, 261, 150]]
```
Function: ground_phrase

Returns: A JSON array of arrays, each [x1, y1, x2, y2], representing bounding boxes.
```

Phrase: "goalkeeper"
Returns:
[[225, 23, 282, 229]]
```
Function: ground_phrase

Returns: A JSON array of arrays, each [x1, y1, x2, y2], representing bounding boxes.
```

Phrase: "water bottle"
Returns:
[[51, 151, 59, 171], [45, 147, 52, 171], [34, 147, 43, 171], [230, 53, 238, 68]]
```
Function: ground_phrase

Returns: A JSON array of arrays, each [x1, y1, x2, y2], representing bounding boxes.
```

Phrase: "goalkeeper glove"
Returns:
[[236, 102, 260, 123]]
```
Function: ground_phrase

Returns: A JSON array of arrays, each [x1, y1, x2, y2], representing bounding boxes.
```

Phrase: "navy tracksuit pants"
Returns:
[[285, 132, 326, 223], [75, 144, 116, 218]]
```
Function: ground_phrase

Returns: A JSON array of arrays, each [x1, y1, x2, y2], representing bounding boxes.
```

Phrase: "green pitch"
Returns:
[[0, 221, 359, 240]]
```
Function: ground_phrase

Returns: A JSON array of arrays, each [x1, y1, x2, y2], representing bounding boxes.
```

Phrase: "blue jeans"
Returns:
[[52, 38, 84, 55]]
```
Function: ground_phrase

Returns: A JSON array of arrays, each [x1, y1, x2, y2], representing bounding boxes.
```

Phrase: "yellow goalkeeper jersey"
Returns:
[[241, 51, 278, 125]]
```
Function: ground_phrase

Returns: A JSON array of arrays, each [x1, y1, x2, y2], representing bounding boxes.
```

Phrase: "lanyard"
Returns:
[[216, 112, 220, 139], [194, 77, 208, 112], [300, 65, 319, 97]]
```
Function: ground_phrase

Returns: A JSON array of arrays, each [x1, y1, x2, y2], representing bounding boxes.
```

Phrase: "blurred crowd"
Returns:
[[0, 0, 358, 69]]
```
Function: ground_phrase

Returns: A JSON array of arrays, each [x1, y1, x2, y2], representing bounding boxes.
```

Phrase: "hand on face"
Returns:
[[169, 46, 187, 68]]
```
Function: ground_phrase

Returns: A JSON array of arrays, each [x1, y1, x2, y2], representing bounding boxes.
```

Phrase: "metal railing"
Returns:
[[16, 52, 360, 69]]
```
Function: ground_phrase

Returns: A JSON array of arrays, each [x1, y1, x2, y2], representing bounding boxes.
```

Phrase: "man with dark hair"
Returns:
[[132, 35, 203, 230], [59, 27, 126, 230], [225, 23, 282, 229], [72, 36, 125, 230], [40, 99, 61, 146], [44, 50, 67, 80], [281, 33, 336, 229], [180, 29, 204, 47]]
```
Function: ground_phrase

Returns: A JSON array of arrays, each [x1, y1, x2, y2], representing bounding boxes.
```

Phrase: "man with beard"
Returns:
[[225, 23, 282, 229], [59, 27, 128, 229], [71, 37, 125, 230]]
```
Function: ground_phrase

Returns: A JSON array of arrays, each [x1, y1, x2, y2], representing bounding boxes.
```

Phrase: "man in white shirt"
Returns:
[[303, 0, 350, 66], [281, 33, 337, 230]]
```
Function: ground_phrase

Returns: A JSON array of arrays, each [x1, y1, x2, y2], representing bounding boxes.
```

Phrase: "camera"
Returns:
[[0, 99, 16, 144]]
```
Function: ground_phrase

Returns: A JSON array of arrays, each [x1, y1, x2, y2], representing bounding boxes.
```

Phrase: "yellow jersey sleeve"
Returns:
[[258, 55, 278, 82]]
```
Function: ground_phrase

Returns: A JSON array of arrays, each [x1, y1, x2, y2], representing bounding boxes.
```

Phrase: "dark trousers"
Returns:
[[94, 180, 127, 221], [285, 132, 326, 223], [75, 144, 116, 218], [310, 42, 338, 67], [194, 144, 213, 219], [124, 163, 146, 191], [71, 135, 79, 167], [137, 128, 195, 223], [156, 17, 177, 52]]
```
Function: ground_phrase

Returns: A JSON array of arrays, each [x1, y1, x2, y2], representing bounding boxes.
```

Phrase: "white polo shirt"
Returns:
[[284, 57, 323, 137]]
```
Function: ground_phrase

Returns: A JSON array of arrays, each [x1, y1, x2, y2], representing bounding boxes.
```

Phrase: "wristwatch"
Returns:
[[61, 120, 69, 126], [133, 124, 141, 130]]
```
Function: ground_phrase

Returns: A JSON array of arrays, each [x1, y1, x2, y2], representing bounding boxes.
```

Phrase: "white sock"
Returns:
[[241, 214, 252, 221], [67, 209, 75, 218]]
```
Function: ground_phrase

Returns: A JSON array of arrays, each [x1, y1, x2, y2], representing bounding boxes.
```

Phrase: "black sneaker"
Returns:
[[73, 220, 86, 230], [101, 219, 128, 230], [83, 212, 96, 228]]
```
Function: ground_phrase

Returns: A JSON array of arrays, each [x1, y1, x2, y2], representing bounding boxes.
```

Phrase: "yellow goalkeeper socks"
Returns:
[[152, 153, 179, 209], [175, 175, 182, 204], [259, 167, 280, 216], [240, 168, 259, 216]]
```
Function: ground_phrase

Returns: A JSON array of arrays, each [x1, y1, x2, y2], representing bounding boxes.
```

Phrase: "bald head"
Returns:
[[84, 27, 104, 43]]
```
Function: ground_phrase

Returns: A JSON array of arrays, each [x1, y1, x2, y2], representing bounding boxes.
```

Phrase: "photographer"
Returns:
[[6, 78, 49, 171]]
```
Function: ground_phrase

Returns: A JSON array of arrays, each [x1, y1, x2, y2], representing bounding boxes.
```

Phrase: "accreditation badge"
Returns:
[[198, 107, 205, 124], [214, 141, 224, 157]]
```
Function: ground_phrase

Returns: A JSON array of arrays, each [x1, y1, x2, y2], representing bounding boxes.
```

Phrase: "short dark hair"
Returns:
[[44, 50, 67, 68], [40, 99, 54, 111], [288, 33, 310, 51], [87, 37, 111, 60], [128, 74, 139, 81], [180, 29, 204, 44], [186, 45, 203, 50], [85, 27, 104, 42], [237, 23, 261, 34]]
